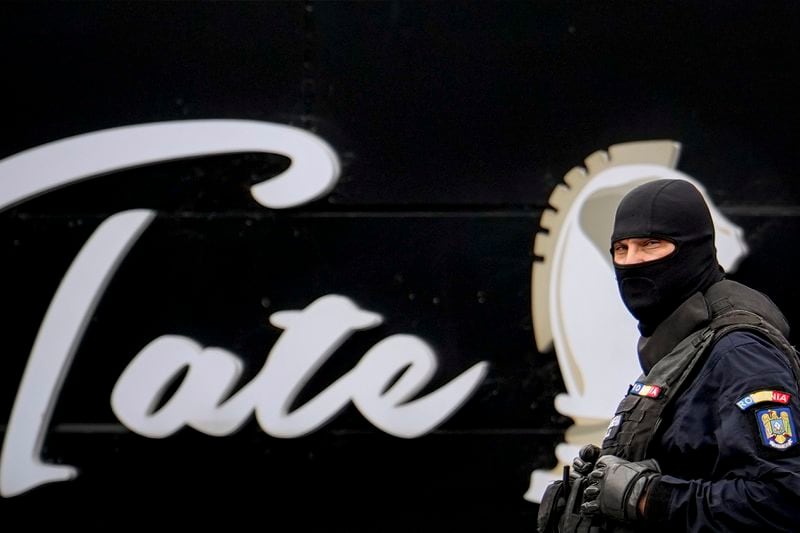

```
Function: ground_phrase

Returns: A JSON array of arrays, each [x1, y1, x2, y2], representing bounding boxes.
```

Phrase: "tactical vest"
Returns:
[[600, 285, 800, 461]]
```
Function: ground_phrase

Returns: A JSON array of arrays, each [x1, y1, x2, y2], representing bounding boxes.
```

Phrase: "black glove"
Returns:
[[571, 443, 601, 478], [580, 455, 661, 522]]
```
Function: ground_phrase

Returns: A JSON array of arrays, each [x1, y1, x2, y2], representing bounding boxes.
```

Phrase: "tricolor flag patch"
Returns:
[[630, 382, 662, 398], [735, 390, 791, 411]]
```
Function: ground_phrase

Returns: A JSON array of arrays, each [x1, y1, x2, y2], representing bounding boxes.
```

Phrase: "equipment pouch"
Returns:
[[537, 478, 567, 533]]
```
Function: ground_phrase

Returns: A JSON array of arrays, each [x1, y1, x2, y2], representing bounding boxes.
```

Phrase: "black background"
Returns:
[[1, 1, 798, 530]]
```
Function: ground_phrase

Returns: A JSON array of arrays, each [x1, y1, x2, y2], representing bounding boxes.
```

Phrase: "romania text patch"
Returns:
[[735, 389, 791, 411], [755, 407, 796, 450], [630, 382, 661, 398]]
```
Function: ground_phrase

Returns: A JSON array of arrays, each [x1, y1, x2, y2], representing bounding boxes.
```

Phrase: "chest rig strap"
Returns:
[[713, 311, 800, 388], [600, 327, 716, 460], [601, 308, 800, 461]]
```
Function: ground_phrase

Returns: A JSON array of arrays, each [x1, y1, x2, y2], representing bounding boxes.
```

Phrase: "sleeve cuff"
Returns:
[[643, 475, 672, 522]]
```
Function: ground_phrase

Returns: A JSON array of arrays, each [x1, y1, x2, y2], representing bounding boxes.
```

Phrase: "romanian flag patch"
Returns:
[[630, 382, 661, 398], [735, 390, 791, 411], [755, 407, 796, 450]]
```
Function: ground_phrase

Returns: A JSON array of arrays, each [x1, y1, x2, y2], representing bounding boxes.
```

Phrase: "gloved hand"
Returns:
[[580, 454, 661, 522], [571, 443, 601, 478]]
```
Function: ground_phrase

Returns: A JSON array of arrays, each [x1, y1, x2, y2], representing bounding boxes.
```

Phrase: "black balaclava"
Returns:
[[611, 179, 724, 337]]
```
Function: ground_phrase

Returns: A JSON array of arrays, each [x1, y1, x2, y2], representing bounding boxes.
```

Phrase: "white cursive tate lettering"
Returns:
[[0, 119, 341, 211], [111, 297, 489, 440], [0, 119, 491, 498], [0, 210, 155, 497]]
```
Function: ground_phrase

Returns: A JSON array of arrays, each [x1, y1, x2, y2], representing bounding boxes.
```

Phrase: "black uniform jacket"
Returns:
[[643, 282, 800, 531]]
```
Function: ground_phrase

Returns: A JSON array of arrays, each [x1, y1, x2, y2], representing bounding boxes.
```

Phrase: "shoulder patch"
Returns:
[[755, 407, 796, 450], [735, 389, 791, 410]]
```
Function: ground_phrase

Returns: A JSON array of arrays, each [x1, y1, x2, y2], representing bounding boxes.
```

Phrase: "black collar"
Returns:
[[637, 291, 711, 373]]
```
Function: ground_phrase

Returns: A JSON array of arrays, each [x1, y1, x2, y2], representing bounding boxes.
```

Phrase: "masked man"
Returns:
[[539, 179, 800, 532]]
